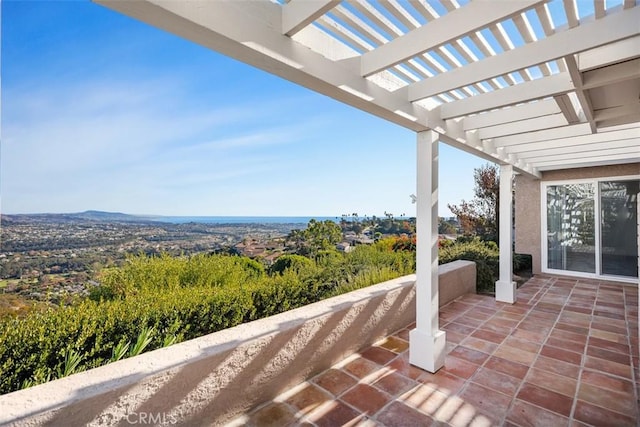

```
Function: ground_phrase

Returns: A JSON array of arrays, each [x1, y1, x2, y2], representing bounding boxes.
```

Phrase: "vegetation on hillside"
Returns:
[[0, 239, 415, 394]]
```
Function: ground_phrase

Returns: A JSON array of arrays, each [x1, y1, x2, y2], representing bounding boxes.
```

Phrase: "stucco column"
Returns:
[[409, 130, 446, 373], [496, 164, 516, 303]]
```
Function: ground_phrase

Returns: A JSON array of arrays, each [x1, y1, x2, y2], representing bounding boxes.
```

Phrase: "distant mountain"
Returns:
[[73, 210, 144, 222], [0, 210, 156, 224]]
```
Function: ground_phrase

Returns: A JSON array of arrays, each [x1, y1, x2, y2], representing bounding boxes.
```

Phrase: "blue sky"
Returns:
[[1, 0, 487, 217]]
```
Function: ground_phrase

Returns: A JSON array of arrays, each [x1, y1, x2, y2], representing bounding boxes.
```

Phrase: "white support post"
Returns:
[[410, 130, 446, 373], [496, 164, 516, 303]]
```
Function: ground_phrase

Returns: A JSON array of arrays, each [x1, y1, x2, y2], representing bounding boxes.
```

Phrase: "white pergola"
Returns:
[[96, 0, 640, 373]]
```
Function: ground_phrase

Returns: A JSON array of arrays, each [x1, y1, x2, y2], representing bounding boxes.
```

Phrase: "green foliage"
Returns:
[[268, 254, 315, 275], [56, 348, 84, 378], [110, 340, 129, 363], [303, 219, 343, 255], [439, 238, 499, 292], [129, 326, 155, 357], [0, 247, 414, 395]]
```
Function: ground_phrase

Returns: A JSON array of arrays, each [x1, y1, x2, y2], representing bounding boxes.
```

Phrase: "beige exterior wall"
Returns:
[[515, 163, 640, 274]]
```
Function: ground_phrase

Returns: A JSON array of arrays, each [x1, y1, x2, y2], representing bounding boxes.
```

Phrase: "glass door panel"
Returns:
[[600, 180, 639, 277], [547, 184, 595, 273]]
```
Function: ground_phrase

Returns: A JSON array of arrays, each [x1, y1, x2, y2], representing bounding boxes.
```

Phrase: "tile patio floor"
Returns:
[[235, 275, 639, 427]]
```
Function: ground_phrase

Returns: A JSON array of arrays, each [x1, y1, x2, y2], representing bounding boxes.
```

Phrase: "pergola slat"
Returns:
[[408, 7, 640, 102], [360, 0, 543, 77]]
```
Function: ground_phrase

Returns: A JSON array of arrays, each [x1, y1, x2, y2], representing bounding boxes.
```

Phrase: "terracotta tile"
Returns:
[[586, 345, 630, 365], [470, 366, 522, 396], [535, 302, 564, 313], [548, 328, 588, 345], [442, 322, 476, 335], [445, 331, 466, 344], [344, 357, 380, 379], [583, 355, 633, 379], [563, 305, 592, 315], [482, 317, 519, 333], [484, 356, 529, 379], [361, 346, 398, 366], [441, 355, 480, 380], [581, 370, 634, 394], [449, 346, 490, 365], [399, 383, 447, 414], [577, 382, 638, 417], [341, 383, 391, 415], [394, 328, 410, 342], [494, 344, 537, 365], [459, 382, 512, 422], [546, 336, 585, 354], [588, 336, 630, 354], [248, 402, 297, 427], [306, 401, 364, 427], [574, 400, 637, 427], [377, 336, 409, 354], [418, 371, 466, 394], [511, 328, 548, 344], [376, 401, 433, 427], [387, 354, 426, 381], [471, 328, 507, 344], [372, 371, 417, 396], [516, 383, 573, 417], [504, 336, 541, 354], [506, 399, 570, 427], [558, 312, 591, 327], [540, 345, 582, 365], [525, 368, 577, 397], [591, 321, 627, 335], [460, 337, 498, 355], [502, 305, 530, 314], [466, 308, 496, 320], [453, 315, 486, 328], [313, 369, 357, 396], [593, 310, 626, 320], [555, 322, 589, 335], [494, 311, 526, 322], [285, 383, 332, 415]]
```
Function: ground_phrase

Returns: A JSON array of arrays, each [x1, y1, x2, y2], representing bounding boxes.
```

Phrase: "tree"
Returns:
[[438, 217, 457, 235], [448, 164, 500, 242], [304, 219, 343, 255]]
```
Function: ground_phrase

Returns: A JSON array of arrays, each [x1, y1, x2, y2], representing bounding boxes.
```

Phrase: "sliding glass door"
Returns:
[[546, 183, 595, 273], [600, 181, 639, 277], [544, 178, 639, 280]]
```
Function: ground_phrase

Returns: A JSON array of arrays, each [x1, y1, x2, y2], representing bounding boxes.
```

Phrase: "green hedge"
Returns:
[[0, 245, 415, 395], [439, 238, 499, 292]]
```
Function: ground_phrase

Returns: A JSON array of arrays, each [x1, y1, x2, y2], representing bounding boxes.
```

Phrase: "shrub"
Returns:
[[0, 248, 414, 395], [439, 238, 499, 292], [268, 254, 315, 275]]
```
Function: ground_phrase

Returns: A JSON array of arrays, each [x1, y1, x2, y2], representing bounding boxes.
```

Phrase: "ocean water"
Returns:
[[155, 216, 338, 225]]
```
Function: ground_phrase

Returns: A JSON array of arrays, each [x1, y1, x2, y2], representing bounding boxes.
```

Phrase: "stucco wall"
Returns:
[[515, 163, 640, 274]]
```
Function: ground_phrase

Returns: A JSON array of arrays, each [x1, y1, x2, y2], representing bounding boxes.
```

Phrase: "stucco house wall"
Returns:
[[515, 162, 640, 275]]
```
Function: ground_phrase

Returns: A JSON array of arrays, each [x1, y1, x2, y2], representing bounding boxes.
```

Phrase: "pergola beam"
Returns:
[[440, 73, 574, 119], [360, 0, 543, 77], [463, 99, 560, 130], [535, 153, 640, 170], [478, 114, 568, 140], [500, 126, 640, 152], [564, 55, 596, 132], [509, 137, 640, 158], [408, 7, 640, 102], [282, 0, 339, 36]]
